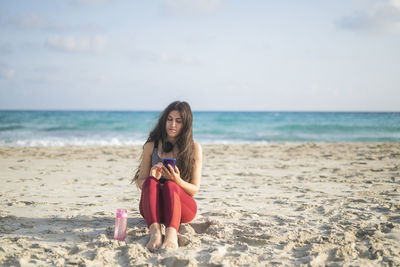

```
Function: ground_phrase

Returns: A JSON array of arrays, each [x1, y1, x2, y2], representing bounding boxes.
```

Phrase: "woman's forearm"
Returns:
[[177, 178, 199, 196]]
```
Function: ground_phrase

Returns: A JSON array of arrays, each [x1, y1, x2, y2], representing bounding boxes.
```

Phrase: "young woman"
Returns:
[[133, 101, 202, 251]]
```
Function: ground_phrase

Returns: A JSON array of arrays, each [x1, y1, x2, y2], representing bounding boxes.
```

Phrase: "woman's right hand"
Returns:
[[149, 162, 163, 180]]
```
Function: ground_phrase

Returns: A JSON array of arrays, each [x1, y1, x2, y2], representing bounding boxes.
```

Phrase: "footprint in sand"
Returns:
[[378, 222, 394, 233], [9, 165, 26, 170], [237, 234, 270, 246], [160, 257, 190, 267], [189, 221, 212, 234]]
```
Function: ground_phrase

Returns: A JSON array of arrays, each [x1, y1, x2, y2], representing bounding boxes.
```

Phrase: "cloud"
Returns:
[[161, 0, 223, 16], [158, 52, 200, 65], [7, 13, 102, 33], [9, 13, 66, 32], [391, 0, 400, 9], [132, 48, 201, 66], [0, 65, 16, 79], [45, 34, 108, 53], [336, 0, 400, 35], [68, 0, 110, 6], [12, 13, 47, 30]]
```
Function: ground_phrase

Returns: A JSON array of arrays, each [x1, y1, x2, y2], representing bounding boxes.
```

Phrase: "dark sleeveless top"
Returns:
[[151, 142, 167, 183], [151, 143, 162, 167]]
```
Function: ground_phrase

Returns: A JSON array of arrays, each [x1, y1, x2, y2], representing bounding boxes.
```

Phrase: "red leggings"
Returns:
[[139, 176, 197, 231]]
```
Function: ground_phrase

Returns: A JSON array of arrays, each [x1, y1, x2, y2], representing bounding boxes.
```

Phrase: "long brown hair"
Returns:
[[132, 101, 195, 185]]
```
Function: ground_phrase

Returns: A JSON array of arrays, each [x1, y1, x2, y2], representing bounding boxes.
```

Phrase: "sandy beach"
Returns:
[[0, 143, 399, 266]]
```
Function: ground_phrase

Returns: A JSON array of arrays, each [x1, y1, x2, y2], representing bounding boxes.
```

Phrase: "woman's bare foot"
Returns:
[[160, 227, 178, 249], [146, 223, 162, 252]]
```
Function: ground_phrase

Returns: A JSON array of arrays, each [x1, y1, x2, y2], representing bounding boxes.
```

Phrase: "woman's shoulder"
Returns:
[[193, 142, 202, 158], [193, 141, 202, 149], [143, 141, 156, 154]]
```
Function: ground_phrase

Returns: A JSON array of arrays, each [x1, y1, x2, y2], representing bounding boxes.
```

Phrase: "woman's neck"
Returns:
[[159, 138, 179, 158], [166, 137, 177, 144]]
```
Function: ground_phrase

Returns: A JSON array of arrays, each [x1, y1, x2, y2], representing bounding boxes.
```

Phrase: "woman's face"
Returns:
[[166, 110, 183, 139]]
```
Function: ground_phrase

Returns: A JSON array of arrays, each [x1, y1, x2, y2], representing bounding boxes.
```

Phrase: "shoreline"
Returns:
[[1, 143, 399, 266], [1, 141, 400, 152]]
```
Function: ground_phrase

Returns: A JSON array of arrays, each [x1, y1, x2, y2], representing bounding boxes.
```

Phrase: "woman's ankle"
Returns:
[[149, 223, 161, 234]]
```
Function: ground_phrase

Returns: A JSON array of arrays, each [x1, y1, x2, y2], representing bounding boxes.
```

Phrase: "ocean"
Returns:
[[0, 111, 399, 146]]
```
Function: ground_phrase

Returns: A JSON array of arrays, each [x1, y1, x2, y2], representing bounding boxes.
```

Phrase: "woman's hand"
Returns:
[[150, 163, 163, 180], [162, 164, 182, 184]]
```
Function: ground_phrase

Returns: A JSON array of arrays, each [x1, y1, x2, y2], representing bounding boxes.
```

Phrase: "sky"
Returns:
[[0, 0, 399, 111]]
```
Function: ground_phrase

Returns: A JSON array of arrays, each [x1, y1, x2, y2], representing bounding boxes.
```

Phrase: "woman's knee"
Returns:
[[142, 176, 159, 188], [162, 181, 181, 193]]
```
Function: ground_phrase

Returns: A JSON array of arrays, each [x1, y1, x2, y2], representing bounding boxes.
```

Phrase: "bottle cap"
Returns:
[[116, 209, 127, 218]]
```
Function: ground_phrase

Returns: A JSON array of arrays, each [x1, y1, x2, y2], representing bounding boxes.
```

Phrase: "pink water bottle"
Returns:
[[114, 209, 127, 241]]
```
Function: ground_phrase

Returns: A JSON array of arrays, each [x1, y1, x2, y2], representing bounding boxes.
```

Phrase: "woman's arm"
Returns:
[[163, 142, 203, 196], [136, 141, 154, 189]]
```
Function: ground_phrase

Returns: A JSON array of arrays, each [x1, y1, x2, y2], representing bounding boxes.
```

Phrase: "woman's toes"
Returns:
[[161, 227, 178, 249], [146, 235, 162, 251], [160, 240, 178, 249], [146, 223, 162, 252]]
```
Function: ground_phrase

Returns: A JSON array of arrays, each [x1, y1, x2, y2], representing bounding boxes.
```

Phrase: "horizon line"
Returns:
[[0, 108, 399, 113]]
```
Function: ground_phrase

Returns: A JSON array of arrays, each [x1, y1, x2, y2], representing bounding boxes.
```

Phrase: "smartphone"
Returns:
[[162, 158, 176, 169]]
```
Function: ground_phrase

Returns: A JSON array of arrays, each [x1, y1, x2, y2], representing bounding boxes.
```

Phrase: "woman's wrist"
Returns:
[[149, 175, 159, 180], [176, 176, 184, 186]]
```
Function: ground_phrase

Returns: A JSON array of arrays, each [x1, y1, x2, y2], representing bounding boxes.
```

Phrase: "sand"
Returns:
[[0, 143, 399, 266]]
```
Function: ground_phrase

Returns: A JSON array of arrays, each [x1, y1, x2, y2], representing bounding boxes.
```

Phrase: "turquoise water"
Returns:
[[0, 111, 399, 146]]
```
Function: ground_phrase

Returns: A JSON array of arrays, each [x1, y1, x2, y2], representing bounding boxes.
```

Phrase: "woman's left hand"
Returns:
[[162, 164, 182, 184]]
